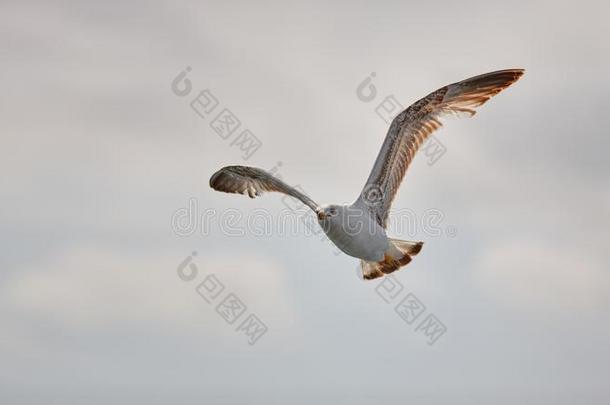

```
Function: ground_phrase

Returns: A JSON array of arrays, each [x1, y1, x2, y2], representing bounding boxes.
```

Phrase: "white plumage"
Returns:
[[210, 69, 524, 279]]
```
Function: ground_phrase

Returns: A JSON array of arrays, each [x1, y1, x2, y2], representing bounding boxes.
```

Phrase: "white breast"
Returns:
[[320, 205, 389, 261]]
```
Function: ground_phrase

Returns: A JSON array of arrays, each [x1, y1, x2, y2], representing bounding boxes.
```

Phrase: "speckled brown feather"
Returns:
[[358, 69, 524, 228], [209, 165, 320, 212], [360, 240, 424, 279]]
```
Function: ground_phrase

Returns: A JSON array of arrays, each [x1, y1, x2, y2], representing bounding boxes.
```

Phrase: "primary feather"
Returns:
[[209, 165, 320, 212], [356, 69, 524, 227], [208, 69, 525, 280]]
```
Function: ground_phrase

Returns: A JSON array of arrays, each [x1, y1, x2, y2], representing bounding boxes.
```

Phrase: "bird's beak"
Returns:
[[317, 210, 327, 221]]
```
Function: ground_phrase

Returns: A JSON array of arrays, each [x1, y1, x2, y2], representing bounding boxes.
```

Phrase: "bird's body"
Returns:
[[317, 203, 389, 262], [209, 69, 524, 279]]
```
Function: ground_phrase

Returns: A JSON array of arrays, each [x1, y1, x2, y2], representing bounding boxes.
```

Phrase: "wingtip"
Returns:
[[513, 68, 525, 79], [209, 169, 223, 189], [504, 68, 525, 83], [209, 165, 240, 189]]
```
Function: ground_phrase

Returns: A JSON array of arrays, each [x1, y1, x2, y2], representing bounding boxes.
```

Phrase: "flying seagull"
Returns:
[[210, 69, 524, 279]]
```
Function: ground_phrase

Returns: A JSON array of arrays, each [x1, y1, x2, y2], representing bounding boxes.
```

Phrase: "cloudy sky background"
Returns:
[[1, 0, 609, 403]]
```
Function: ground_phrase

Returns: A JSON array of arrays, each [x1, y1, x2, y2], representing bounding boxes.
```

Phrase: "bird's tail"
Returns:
[[360, 239, 424, 280]]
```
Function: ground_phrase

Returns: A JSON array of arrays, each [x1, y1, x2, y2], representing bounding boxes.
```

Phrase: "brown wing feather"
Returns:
[[209, 165, 320, 212], [358, 69, 524, 227]]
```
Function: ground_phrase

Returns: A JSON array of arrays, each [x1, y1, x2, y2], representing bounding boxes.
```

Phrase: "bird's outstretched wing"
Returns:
[[209, 165, 320, 213], [355, 69, 524, 227]]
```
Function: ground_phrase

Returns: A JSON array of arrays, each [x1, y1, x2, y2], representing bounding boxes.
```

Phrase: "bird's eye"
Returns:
[[329, 208, 337, 216]]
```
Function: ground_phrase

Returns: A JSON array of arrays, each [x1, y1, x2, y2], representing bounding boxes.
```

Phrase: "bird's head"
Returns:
[[317, 204, 341, 221]]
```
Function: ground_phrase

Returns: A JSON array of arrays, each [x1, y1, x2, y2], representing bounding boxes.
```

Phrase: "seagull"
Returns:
[[209, 69, 524, 279]]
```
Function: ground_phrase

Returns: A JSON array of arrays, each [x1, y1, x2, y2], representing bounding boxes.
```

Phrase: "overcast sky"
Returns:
[[1, 0, 609, 404]]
